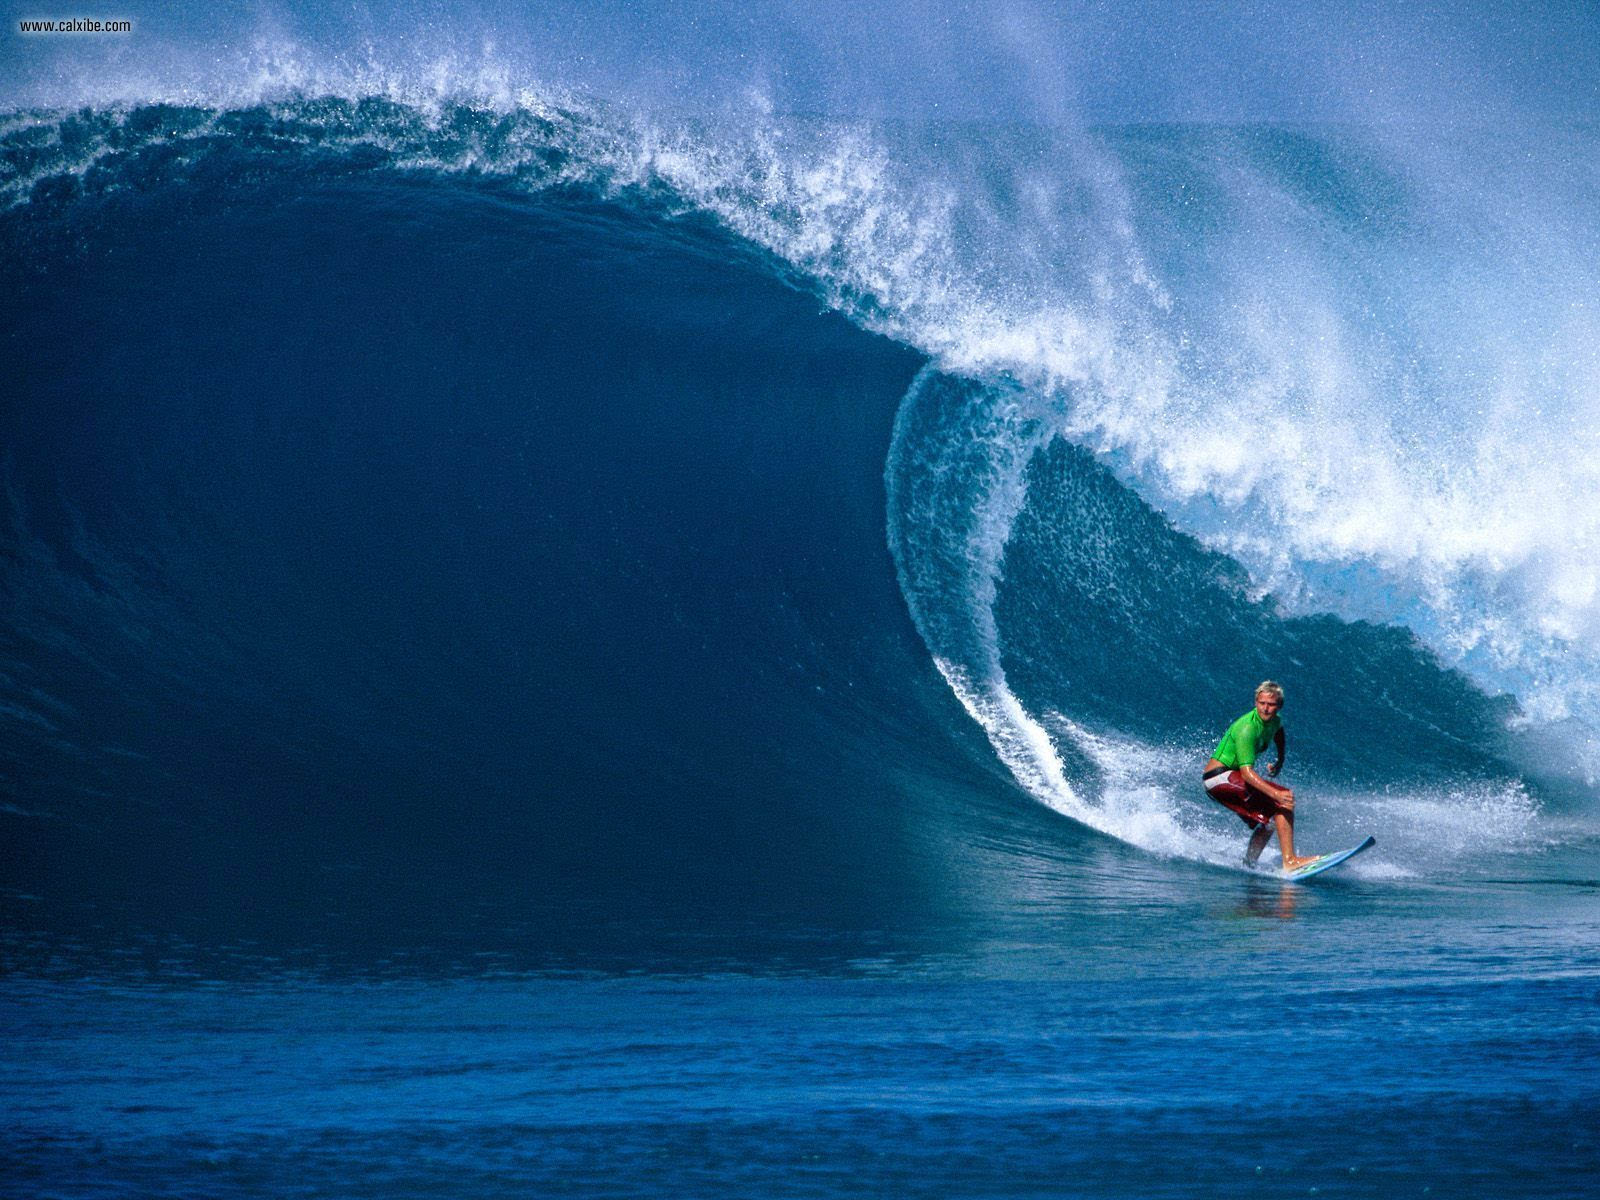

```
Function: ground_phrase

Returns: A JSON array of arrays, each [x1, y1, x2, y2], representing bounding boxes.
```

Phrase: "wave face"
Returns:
[[2, 95, 1594, 936]]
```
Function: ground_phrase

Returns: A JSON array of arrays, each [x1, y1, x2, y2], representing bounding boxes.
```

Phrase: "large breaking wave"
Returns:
[[3, 78, 1595, 927]]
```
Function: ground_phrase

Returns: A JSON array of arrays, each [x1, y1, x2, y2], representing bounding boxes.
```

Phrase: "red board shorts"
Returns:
[[1203, 767, 1280, 830]]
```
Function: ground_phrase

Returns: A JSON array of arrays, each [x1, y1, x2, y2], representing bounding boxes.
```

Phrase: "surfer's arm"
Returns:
[[1265, 727, 1285, 777]]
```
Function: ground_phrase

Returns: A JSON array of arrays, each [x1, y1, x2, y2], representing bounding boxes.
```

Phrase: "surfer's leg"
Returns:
[[1274, 809, 1316, 870], [1244, 822, 1273, 866]]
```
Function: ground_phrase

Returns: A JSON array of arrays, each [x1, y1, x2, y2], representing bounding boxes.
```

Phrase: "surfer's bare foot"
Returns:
[[1282, 854, 1319, 871]]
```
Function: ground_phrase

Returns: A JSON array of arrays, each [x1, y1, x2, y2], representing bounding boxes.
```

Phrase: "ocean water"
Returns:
[[3, 44, 1600, 1200]]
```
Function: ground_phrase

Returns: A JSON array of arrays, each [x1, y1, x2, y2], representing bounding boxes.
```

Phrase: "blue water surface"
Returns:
[[6, 853, 1599, 1199]]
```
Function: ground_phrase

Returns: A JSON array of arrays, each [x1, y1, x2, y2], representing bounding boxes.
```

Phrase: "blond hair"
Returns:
[[1255, 680, 1285, 704]]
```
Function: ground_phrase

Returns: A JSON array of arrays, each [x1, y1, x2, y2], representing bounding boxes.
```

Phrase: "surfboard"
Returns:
[[1283, 836, 1375, 881]]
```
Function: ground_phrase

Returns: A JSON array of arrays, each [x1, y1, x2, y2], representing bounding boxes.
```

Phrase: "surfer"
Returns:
[[1202, 681, 1317, 871]]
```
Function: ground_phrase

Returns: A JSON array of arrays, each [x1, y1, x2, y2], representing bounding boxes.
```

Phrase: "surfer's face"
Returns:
[[1255, 693, 1282, 721]]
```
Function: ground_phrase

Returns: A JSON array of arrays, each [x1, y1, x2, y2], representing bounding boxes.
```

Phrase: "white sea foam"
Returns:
[[566, 103, 1600, 774], [1042, 710, 1547, 876]]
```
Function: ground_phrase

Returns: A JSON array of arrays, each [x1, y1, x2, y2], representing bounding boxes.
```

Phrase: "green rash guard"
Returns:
[[1213, 709, 1282, 771]]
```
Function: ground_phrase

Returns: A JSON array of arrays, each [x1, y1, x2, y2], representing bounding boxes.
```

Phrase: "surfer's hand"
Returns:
[[1266, 761, 1281, 778]]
